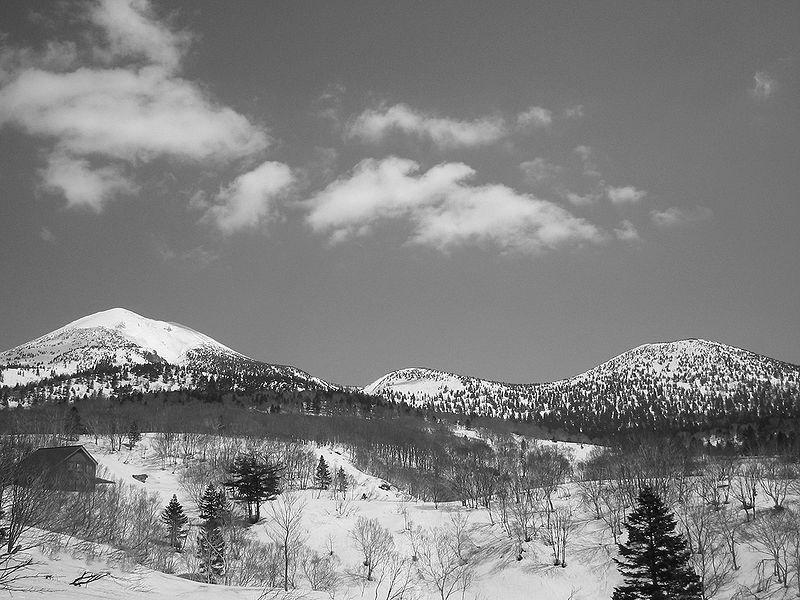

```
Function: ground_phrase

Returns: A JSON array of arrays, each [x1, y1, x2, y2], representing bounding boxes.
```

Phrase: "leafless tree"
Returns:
[[758, 458, 794, 511], [599, 484, 627, 545], [415, 526, 473, 600], [576, 477, 605, 519], [679, 506, 735, 599], [743, 509, 793, 588], [732, 463, 761, 521], [300, 548, 340, 594], [373, 551, 419, 600], [542, 506, 574, 567], [716, 506, 744, 571], [350, 516, 394, 581], [267, 492, 308, 591]]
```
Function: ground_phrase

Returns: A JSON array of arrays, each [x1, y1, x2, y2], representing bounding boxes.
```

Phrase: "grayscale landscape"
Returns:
[[1, 2, 799, 599]]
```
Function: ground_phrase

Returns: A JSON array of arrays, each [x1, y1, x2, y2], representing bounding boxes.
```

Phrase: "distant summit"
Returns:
[[2, 310, 799, 435], [0, 307, 335, 394], [366, 339, 800, 435]]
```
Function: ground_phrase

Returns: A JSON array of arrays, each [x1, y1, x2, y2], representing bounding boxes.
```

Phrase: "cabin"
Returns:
[[16, 445, 112, 491]]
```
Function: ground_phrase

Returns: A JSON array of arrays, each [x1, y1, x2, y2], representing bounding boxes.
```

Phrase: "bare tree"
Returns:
[[599, 484, 627, 545], [758, 458, 794, 511], [373, 551, 418, 600], [576, 477, 605, 519], [743, 510, 793, 588], [679, 506, 735, 599], [415, 526, 473, 600], [267, 492, 307, 591], [300, 548, 340, 594], [350, 516, 394, 581], [542, 506, 574, 567], [732, 463, 761, 521]]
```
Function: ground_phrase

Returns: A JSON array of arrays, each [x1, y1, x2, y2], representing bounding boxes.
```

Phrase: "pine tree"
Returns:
[[198, 484, 229, 522], [161, 494, 188, 551], [335, 466, 347, 495], [197, 519, 225, 583], [225, 452, 281, 523], [613, 486, 702, 600], [314, 456, 332, 490], [197, 484, 228, 583], [126, 420, 141, 449]]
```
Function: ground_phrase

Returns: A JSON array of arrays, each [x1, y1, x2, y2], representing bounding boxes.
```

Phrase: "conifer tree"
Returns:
[[126, 420, 141, 449], [197, 484, 228, 583], [613, 486, 702, 600], [198, 484, 229, 522], [225, 452, 281, 523], [335, 466, 347, 495], [314, 456, 332, 490], [161, 494, 188, 550]]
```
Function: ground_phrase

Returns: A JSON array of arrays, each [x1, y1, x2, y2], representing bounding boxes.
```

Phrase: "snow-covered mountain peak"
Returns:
[[53, 307, 244, 364]]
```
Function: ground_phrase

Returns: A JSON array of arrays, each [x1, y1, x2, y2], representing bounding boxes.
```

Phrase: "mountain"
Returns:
[[366, 339, 800, 435], [0, 308, 336, 397]]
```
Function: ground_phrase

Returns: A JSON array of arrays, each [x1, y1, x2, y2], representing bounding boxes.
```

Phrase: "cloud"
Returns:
[[650, 206, 712, 228], [306, 157, 606, 255], [157, 243, 219, 270], [517, 105, 553, 129], [89, 0, 191, 71], [520, 158, 561, 185], [606, 185, 647, 206], [346, 104, 508, 149], [573, 145, 601, 178], [751, 71, 777, 100], [0, 0, 269, 209], [614, 220, 640, 242], [39, 227, 57, 244], [40, 152, 138, 210], [204, 161, 294, 235], [564, 105, 585, 119]]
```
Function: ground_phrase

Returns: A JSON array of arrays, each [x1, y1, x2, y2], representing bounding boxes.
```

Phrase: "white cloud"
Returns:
[[89, 0, 191, 71], [573, 145, 602, 178], [564, 105, 585, 119], [346, 104, 508, 149], [517, 105, 553, 129], [565, 191, 602, 207], [520, 158, 561, 183], [157, 243, 219, 270], [650, 206, 712, 228], [606, 185, 647, 206], [204, 161, 294, 235], [40, 153, 138, 210], [751, 71, 777, 100], [306, 157, 606, 255], [0, 0, 269, 209], [614, 220, 640, 242], [39, 227, 57, 244]]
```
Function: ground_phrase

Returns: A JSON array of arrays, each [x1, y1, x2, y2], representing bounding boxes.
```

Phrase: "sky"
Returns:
[[1, 1, 798, 386]]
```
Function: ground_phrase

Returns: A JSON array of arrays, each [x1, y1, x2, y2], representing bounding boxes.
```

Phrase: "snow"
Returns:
[[7, 434, 800, 599], [55, 307, 246, 364]]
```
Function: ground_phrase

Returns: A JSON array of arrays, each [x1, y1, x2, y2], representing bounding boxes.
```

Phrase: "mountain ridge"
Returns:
[[2, 309, 799, 435]]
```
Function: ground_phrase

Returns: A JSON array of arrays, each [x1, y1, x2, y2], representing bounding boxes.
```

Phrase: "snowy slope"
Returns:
[[365, 339, 800, 429], [0, 308, 336, 392]]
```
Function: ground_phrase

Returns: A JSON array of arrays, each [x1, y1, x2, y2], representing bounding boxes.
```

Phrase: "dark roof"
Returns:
[[18, 445, 97, 472]]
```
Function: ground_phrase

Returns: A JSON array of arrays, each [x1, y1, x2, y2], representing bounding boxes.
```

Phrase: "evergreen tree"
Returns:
[[225, 452, 281, 523], [335, 466, 347, 495], [613, 486, 702, 600], [198, 484, 229, 522], [126, 420, 141, 449], [161, 494, 188, 551], [314, 455, 332, 490], [197, 484, 228, 583], [197, 518, 225, 583], [64, 406, 83, 440]]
